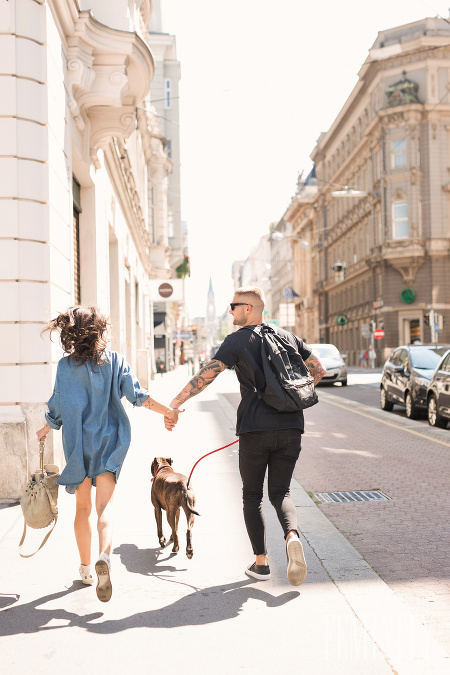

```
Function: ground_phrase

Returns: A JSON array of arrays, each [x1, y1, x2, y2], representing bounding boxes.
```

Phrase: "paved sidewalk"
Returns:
[[0, 366, 448, 674]]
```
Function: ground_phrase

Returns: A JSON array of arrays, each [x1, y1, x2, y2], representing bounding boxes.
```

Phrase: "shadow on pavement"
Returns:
[[86, 579, 300, 633], [0, 582, 102, 636], [113, 543, 184, 576], [0, 576, 299, 635]]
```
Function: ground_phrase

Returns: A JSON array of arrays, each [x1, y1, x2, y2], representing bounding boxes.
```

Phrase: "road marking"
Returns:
[[317, 392, 450, 449]]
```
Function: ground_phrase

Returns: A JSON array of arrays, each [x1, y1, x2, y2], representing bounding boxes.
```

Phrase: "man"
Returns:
[[165, 287, 325, 586]]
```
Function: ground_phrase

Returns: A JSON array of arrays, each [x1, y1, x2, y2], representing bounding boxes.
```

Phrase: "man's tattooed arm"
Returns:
[[305, 353, 327, 385], [169, 359, 227, 409]]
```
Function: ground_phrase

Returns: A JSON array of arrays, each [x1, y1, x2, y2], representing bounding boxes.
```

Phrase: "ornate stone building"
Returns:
[[0, 0, 182, 498], [284, 17, 450, 364]]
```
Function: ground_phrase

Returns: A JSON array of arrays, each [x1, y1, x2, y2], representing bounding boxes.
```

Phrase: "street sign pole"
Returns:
[[370, 330, 375, 369], [430, 309, 436, 343]]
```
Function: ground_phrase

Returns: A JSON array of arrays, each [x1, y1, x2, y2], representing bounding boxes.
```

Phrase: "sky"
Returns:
[[160, 0, 449, 318]]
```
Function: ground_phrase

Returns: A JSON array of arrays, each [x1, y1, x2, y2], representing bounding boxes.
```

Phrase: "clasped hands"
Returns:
[[164, 406, 184, 432]]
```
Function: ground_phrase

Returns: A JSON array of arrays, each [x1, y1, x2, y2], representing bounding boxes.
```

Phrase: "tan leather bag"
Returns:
[[19, 438, 60, 558]]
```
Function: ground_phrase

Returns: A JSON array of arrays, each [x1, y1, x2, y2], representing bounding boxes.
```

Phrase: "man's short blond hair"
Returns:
[[235, 286, 266, 309]]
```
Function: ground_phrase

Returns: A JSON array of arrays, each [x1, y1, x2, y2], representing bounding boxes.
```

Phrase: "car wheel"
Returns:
[[427, 395, 447, 428], [380, 386, 393, 411], [405, 392, 418, 419], [341, 378, 348, 386]]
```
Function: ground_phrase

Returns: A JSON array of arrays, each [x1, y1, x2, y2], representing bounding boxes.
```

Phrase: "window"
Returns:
[[393, 201, 409, 239], [72, 176, 82, 304], [164, 78, 172, 109], [392, 139, 406, 168]]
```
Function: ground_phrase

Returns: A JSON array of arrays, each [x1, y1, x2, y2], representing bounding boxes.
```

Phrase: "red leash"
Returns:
[[187, 439, 239, 487]]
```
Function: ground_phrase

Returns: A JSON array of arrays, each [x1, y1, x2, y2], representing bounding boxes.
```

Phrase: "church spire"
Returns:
[[206, 277, 217, 341]]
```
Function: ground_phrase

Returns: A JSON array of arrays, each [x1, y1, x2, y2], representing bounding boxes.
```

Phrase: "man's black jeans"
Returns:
[[238, 428, 302, 555]]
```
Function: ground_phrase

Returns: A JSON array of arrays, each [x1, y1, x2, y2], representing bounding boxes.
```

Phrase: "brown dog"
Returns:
[[150, 457, 199, 559]]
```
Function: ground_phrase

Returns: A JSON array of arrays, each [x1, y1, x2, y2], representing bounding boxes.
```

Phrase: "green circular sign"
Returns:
[[336, 313, 349, 326], [401, 288, 416, 304]]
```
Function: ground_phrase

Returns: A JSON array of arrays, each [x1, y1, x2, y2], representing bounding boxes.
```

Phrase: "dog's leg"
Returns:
[[154, 504, 166, 548], [167, 507, 179, 553], [184, 508, 194, 559]]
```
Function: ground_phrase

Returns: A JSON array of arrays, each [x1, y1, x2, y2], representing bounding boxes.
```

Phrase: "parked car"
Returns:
[[426, 349, 450, 428], [380, 344, 450, 418], [308, 343, 347, 386]]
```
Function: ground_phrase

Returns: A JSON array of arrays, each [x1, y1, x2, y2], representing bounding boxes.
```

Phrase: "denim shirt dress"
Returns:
[[45, 351, 149, 493]]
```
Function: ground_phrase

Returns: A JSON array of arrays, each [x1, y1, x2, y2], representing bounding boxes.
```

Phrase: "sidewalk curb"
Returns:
[[215, 389, 450, 672], [290, 480, 449, 671]]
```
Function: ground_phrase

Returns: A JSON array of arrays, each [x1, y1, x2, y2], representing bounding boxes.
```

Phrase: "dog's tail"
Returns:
[[183, 486, 200, 516]]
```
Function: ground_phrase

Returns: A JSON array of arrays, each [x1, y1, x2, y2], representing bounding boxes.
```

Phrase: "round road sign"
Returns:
[[374, 328, 385, 339], [158, 282, 174, 299]]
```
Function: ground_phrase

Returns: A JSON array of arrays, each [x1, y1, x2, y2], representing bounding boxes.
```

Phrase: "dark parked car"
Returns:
[[427, 349, 450, 428], [380, 344, 450, 418]]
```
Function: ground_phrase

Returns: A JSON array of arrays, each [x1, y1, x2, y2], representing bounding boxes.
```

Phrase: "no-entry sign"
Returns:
[[374, 328, 385, 339]]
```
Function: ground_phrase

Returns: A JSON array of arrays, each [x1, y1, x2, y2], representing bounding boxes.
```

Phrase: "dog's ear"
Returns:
[[150, 458, 157, 476], [168, 458, 173, 466]]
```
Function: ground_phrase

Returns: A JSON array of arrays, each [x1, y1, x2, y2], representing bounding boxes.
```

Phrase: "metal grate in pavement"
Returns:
[[313, 490, 391, 504]]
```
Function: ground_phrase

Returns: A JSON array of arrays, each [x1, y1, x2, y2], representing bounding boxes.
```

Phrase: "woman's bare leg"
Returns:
[[75, 477, 93, 565], [95, 473, 116, 556]]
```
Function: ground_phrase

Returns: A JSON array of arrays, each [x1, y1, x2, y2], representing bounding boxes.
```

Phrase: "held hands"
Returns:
[[164, 407, 184, 432]]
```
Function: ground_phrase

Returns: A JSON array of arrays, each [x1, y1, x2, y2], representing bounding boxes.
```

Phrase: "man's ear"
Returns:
[[168, 458, 173, 466]]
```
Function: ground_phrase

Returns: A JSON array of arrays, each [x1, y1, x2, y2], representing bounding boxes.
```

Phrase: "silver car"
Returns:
[[308, 343, 348, 386]]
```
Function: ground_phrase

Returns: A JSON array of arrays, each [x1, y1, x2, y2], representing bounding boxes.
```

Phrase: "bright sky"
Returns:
[[161, 0, 448, 318]]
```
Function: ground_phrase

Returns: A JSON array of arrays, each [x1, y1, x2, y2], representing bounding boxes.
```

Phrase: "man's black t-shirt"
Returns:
[[214, 324, 312, 435]]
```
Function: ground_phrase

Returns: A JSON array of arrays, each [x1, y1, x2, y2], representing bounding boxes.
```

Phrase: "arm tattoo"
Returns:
[[172, 359, 227, 406], [305, 354, 327, 385]]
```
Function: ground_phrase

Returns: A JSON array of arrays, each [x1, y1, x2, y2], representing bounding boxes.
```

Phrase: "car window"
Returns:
[[390, 349, 403, 366], [309, 345, 341, 359], [410, 348, 445, 370], [399, 350, 410, 370], [440, 353, 450, 373]]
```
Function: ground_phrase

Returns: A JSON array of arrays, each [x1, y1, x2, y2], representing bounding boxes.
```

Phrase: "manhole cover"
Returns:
[[313, 490, 390, 504]]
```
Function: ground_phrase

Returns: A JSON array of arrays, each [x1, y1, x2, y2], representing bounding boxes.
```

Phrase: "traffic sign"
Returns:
[[174, 332, 192, 340], [374, 328, 385, 339]]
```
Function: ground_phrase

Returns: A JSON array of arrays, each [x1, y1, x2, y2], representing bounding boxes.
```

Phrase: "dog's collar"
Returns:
[[152, 464, 171, 481]]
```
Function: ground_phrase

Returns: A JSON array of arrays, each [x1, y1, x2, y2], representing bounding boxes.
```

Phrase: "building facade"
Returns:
[[310, 17, 450, 365], [0, 0, 183, 498]]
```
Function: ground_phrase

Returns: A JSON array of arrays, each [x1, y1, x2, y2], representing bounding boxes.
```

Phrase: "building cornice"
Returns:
[[312, 43, 450, 161], [49, 3, 155, 164], [104, 140, 152, 275]]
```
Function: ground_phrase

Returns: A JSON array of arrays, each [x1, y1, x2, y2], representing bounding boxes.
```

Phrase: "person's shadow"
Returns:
[[0, 583, 102, 636], [0, 546, 300, 636]]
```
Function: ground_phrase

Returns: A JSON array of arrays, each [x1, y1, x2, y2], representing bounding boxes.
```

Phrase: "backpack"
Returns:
[[241, 324, 318, 412]]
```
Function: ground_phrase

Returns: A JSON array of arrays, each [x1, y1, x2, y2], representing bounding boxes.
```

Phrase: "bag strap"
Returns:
[[19, 477, 59, 559], [19, 515, 58, 558]]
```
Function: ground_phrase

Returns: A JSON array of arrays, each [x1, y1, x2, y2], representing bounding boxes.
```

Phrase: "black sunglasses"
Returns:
[[230, 303, 253, 311]]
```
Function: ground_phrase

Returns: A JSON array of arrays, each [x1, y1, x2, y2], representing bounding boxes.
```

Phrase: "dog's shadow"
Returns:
[[113, 543, 184, 578]]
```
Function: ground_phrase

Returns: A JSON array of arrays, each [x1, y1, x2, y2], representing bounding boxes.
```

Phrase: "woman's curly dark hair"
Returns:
[[44, 306, 110, 365]]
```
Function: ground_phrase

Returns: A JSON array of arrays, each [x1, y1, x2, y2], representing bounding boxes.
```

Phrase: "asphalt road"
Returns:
[[297, 369, 450, 656]]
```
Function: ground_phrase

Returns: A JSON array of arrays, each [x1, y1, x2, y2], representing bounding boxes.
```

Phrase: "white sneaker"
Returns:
[[95, 552, 112, 602], [79, 563, 94, 585], [286, 535, 307, 586]]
